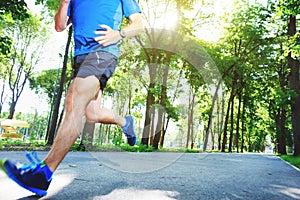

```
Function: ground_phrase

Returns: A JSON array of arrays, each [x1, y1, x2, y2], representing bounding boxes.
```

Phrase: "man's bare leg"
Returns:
[[44, 76, 100, 172], [85, 89, 126, 127], [85, 88, 137, 146], [0, 75, 136, 196]]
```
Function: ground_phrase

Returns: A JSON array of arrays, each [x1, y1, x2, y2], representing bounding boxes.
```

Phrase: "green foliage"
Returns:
[[165, 100, 180, 122], [270, 87, 297, 108], [1, 13, 49, 117], [35, 0, 61, 14], [1, 111, 48, 141], [283, 33, 300, 60], [80, 133, 92, 150], [184, 148, 201, 153], [0, 0, 297, 153], [119, 144, 154, 152], [0, 140, 49, 151], [0, 0, 29, 56], [0, 36, 12, 55], [276, 0, 300, 16], [29, 68, 63, 104], [0, 0, 29, 20], [112, 134, 123, 146]]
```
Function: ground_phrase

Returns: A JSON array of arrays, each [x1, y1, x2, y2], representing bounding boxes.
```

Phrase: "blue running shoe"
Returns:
[[0, 152, 52, 196], [121, 115, 137, 146]]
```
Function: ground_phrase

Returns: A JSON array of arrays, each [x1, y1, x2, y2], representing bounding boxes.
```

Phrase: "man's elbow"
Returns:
[[55, 24, 66, 32], [54, 15, 68, 32], [54, 18, 66, 32]]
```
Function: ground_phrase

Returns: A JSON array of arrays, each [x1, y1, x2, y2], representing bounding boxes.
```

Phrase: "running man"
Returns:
[[0, 0, 143, 196]]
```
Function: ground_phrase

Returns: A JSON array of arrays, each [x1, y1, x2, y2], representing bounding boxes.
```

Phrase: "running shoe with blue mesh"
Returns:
[[121, 115, 137, 146], [0, 151, 52, 196]]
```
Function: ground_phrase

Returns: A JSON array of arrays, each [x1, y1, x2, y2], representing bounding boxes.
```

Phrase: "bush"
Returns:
[[119, 144, 154, 152], [112, 135, 123, 146]]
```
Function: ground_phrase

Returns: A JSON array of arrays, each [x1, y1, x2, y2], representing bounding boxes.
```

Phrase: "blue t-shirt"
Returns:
[[68, 0, 141, 58]]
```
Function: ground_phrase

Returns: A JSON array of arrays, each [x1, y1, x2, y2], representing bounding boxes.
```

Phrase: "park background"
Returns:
[[0, 0, 299, 158]]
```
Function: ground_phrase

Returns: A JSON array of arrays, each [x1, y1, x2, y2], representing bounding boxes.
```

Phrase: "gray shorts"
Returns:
[[73, 51, 118, 90]]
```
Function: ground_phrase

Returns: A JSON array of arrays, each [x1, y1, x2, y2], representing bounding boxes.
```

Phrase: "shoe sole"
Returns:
[[0, 159, 47, 196]]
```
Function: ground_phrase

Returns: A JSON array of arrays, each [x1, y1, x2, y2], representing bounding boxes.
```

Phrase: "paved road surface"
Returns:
[[0, 151, 300, 200]]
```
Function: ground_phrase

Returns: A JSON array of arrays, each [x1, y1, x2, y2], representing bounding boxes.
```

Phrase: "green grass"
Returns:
[[0, 140, 50, 151], [280, 155, 300, 169], [0, 140, 205, 153]]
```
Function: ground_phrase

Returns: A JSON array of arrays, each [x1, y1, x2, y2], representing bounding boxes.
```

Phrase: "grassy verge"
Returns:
[[279, 154, 300, 169], [0, 140, 204, 153], [0, 140, 50, 151]]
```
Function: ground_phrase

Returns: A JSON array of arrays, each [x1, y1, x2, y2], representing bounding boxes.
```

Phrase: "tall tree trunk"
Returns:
[[160, 69, 184, 148], [78, 122, 95, 151], [204, 64, 235, 152], [46, 26, 72, 145], [211, 122, 215, 150], [141, 82, 155, 146], [153, 107, 162, 149], [8, 101, 16, 119], [153, 52, 171, 149], [186, 93, 191, 148], [45, 67, 60, 141], [241, 94, 248, 153], [287, 15, 300, 156], [228, 72, 238, 152], [186, 88, 195, 148], [228, 93, 235, 153], [99, 124, 103, 145], [190, 93, 195, 149], [221, 98, 231, 152], [160, 116, 168, 148], [276, 57, 288, 155], [276, 108, 287, 155], [221, 75, 236, 152], [203, 92, 214, 151], [8, 68, 28, 119], [234, 92, 242, 153], [150, 109, 155, 146], [0, 83, 6, 116], [218, 97, 225, 151]]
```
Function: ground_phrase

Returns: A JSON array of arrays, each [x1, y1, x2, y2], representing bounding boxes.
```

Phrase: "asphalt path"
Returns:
[[0, 151, 300, 200]]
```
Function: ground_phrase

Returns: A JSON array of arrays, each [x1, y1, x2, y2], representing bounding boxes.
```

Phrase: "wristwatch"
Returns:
[[119, 29, 126, 38]]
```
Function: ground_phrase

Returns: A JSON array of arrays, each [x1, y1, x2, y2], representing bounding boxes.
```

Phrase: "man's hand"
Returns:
[[94, 25, 122, 47]]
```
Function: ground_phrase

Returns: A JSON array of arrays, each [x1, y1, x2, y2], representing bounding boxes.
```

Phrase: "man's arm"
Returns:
[[54, 0, 70, 32], [121, 13, 144, 38], [94, 12, 143, 47]]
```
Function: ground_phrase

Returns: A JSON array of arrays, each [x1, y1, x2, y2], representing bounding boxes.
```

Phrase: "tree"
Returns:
[[135, 0, 213, 148], [0, 0, 29, 116], [0, 61, 9, 115], [0, 0, 29, 55], [287, 15, 300, 156], [29, 68, 66, 104], [46, 27, 72, 145], [277, 0, 300, 156], [35, 0, 74, 145], [2, 14, 48, 119], [216, 3, 272, 152]]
